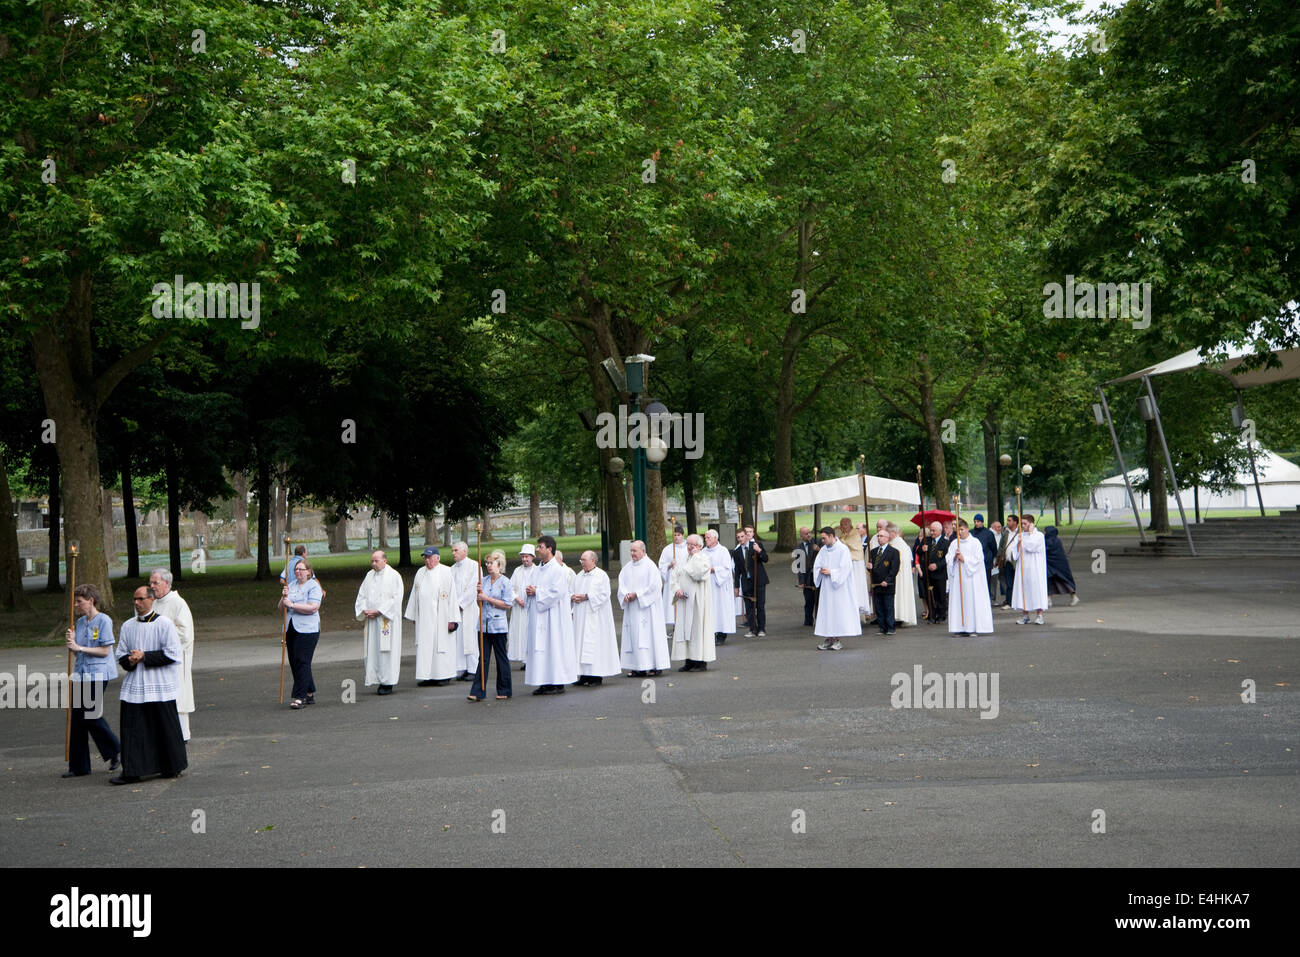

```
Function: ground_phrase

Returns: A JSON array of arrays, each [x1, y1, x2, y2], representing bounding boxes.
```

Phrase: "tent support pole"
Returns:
[[1097, 386, 1147, 544], [1237, 389, 1267, 517], [1142, 375, 1196, 556]]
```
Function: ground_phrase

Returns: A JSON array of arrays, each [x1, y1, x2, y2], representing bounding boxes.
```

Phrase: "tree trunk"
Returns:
[[918, 356, 951, 508], [276, 468, 288, 536], [1067, 496, 1074, 525], [232, 470, 252, 559], [682, 453, 698, 534], [716, 495, 726, 527], [556, 503, 566, 537], [122, 451, 140, 578], [773, 319, 802, 550], [528, 484, 541, 539], [1144, 418, 1170, 534], [1053, 496, 1062, 527], [981, 414, 1000, 525], [423, 515, 436, 547], [0, 448, 31, 610], [442, 512, 453, 547], [735, 467, 753, 531], [480, 509, 494, 541], [325, 502, 350, 552], [377, 510, 388, 550], [46, 457, 61, 592], [101, 487, 117, 566], [255, 451, 272, 579], [165, 443, 182, 582], [647, 466, 667, 558], [574, 509, 586, 535]]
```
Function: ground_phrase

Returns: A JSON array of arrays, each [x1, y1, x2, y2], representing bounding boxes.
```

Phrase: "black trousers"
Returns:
[[740, 580, 766, 632], [802, 584, 818, 624], [928, 578, 948, 621], [470, 632, 511, 699], [286, 623, 318, 701], [876, 592, 896, 633]]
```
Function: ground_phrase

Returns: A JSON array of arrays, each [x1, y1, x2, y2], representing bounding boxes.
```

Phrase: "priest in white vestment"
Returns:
[[620, 540, 671, 675], [570, 550, 621, 685], [701, 529, 735, 641], [670, 534, 715, 671], [450, 542, 481, 680], [404, 546, 462, 684], [507, 544, 538, 663], [525, 536, 578, 693], [657, 526, 686, 630], [1009, 515, 1049, 625], [148, 568, 195, 741], [355, 550, 404, 693], [814, 527, 861, 648], [945, 521, 994, 635], [886, 522, 918, 626]]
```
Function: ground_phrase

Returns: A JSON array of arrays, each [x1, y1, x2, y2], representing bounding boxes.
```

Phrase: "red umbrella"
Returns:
[[910, 509, 955, 528]]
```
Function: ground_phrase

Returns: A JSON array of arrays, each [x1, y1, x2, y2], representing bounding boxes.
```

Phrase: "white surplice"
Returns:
[[506, 563, 537, 661], [889, 538, 919, 626], [1009, 528, 1049, 612], [525, 558, 578, 686], [619, 556, 671, 671], [946, 533, 994, 634], [702, 544, 735, 635], [814, 539, 862, 638], [657, 542, 685, 626], [152, 589, 195, 737], [571, 567, 621, 678], [355, 564, 404, 687], [404, 563, 462, 680], [670, 550, 715, 662], [451, 558, 481, 674]]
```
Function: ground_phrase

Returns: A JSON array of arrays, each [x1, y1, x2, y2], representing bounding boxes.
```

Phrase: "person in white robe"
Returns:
[[148, 568, 195, 741], [701, 529, 735, 641], [945, 520, 994, 635], [620, 540, 671, 676], [886, 522, 919, 626], [525, 536, 578, 693], [555, 550, 578, 619], [1009, 514, 1049, 624], [113, 586, 187, 784], [670, 534, 715, 671], [355, 550, 404, 694], [815, 527, 861, 648], [404, 546, 462, 685], [450, 542, 481, 680], [836, 517, 870, 619], [569, 550, 620, 685], [507, 544, 538, 664], [657, 526, 686, 630]]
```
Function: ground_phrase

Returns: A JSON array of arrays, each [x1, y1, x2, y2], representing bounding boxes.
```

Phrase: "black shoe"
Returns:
[[532, 686, 548, 695], [457, 673, 473, 682], [572, 677, 588, 687], [303, 695, 315, 706], [887, 629, 897, 635], [587, 676, 603, 686], [109, 775, 140, 786], [543, 685, 564, 695], [62, 771, 88, 778], [433, 679, 450, 686], [107, 754, 121, 771], [677, 662, 695, 672], [376, 684, 393, 696], [696, 662, 708, 671], [417, 680, 438, 687]]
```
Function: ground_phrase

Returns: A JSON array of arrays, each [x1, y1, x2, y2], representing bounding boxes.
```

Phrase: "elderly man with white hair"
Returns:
[[701, 529, 734, 645], [148, 567, 195, 741], [619, 539, 671, 677], [355, 550, 404, 695], [507, 544, 539, 667], [570, 550, 620, 686], [670, 533, 716, 672], [450, 541, 481, 681]]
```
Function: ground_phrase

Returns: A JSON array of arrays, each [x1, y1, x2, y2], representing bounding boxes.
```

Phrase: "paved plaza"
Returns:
[[3, 539, 1296, 867]]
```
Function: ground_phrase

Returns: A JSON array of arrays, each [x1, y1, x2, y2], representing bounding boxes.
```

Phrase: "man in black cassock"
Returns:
[[112, 586, 188, 785]]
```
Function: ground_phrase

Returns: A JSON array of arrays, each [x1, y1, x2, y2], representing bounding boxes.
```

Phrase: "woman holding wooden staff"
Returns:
[[279, 558, 323, 709], [63, 582, 121, 777]]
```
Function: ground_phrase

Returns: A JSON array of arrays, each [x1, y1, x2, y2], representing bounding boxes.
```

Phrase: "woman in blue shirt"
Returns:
[[279, 559, 323, 709], [63, 583, 121, 778], [470, 551, 514, 701]]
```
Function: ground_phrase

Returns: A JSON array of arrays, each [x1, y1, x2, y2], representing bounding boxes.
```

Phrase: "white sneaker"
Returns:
[[1035, 614, 1045, 625], [757, 631, 766, 637], [743, 631, 756, 638], [831, 640, 843, 651], [1017, 616, 1031, 625], [817, 639, 833, 650], [1070, 594, 1080, 606]]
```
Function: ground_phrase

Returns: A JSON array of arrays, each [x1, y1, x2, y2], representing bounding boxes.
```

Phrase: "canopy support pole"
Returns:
[[1096, 385, 1147, 544], [1237, 389, 1267, 517], [1142, 375, 1196, 556]]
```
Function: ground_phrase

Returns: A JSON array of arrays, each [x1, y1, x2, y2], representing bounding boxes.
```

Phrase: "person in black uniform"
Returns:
[[869, 528, 900, 635], [971, 515, 998, 604], [914, 525, 933, 621], [924, 521, 949, 623], [733, 525, 770, 636], [795, 526, 819, 626]]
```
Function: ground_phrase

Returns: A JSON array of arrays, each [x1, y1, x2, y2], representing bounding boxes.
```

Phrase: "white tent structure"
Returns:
[[758, 473, 919, 514], [1095, 449, 1300, 512]]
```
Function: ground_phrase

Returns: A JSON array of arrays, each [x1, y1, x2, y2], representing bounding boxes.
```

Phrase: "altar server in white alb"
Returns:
[[554, 550, 577, 619], [112, 586, 187, 784], [507, 544, 539, 665], [148, 568, 195, 741], [657, 526, 686, 631], [355, 550, 404, 695], [525, 536, 578, 694], [450, 542, 481, 681], [814, 526, 861, 650], [569, 550, 620, 686], [670, 533, 715, 672], [1010, 514, 1049, 625], [619, 539, 671, 676], [701, 529, 735, 643], [405, 546, 462, 686], [945, 519, 994, 636]]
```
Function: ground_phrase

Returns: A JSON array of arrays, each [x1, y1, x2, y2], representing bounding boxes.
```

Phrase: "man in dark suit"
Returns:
[[971, 514, 998, 604], [733, 525, 770, 637], [869, 527, 900, 635], [795, 526, 819, 626], [923, 521, 949, 623]]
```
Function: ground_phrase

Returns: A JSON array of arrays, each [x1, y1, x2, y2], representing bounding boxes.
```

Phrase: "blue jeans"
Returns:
[[470, 633, 511, 699]]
